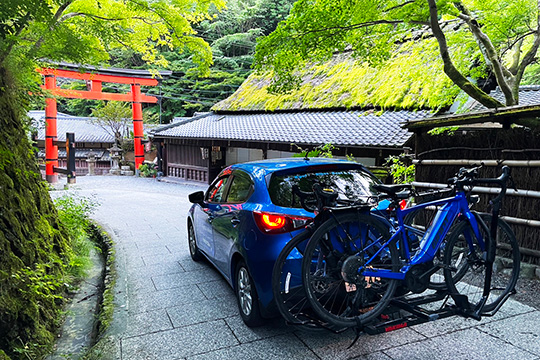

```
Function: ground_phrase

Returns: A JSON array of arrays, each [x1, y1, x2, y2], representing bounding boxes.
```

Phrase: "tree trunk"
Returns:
[[0, 66, 70, 358], [427, 0, 504, 109]]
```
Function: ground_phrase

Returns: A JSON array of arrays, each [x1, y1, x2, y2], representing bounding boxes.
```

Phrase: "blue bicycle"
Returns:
[[301, 166, 521, 329]]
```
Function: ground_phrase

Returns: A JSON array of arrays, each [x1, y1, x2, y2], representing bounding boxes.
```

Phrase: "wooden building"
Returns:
[[402, 86, 540, 266], [150, 109, 430, 184]]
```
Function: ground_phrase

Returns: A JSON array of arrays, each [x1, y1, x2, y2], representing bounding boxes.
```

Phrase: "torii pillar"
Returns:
[[38, 66, 168, 182], [44, 74, 59, 183]]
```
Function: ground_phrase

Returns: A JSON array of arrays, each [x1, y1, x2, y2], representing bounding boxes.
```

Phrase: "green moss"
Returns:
[[214, 39, 462, 112], [0, 66, 71, 359]]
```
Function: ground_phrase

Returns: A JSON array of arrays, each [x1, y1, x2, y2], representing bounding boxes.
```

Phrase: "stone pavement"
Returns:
[[67, 176, 540, 360]]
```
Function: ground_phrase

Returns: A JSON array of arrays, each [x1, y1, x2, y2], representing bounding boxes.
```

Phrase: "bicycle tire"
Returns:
[[443, 215, 520, 312], [272, 229, 333, 331], [302, 212, 399, 329]]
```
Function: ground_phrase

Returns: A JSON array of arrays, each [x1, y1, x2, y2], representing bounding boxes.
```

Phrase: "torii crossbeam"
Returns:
[[38, 63, 170, 183]]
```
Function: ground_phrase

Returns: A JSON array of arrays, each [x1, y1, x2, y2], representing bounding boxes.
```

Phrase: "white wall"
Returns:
[[226, 148, 264, 165], [225, 147, 376, 167], [267, 150, 296, 159]]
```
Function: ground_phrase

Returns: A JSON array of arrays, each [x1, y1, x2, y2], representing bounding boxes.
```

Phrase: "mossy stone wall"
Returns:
[[0, 67, 70, 359]]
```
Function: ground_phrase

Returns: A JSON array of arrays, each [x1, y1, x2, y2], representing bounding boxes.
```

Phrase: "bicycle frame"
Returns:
[[360, 190, 485, 280]]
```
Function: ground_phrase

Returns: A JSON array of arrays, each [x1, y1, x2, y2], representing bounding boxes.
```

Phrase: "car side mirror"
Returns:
[[189, 191, 205, 205]]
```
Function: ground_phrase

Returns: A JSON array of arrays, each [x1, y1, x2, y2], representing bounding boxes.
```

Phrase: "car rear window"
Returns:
[[268, 168, 380, 208]]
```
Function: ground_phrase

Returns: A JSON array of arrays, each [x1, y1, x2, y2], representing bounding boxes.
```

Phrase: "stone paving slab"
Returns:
[[295, 327, 426, 360], [383, 327, 537, 360], [121, 320, 239, 360], [129, 284, 207, 313], [224, 316, 294, 343], [166, 299, 238, 327], [187, 334, 316, 360], [124, 308, 174, 338], [68, 176, 540, 360], [478, 311, 540, 355]]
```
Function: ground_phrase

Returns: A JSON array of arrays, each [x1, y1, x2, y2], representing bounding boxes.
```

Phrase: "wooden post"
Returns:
[[66, 132, 76, 184], [45, 75, 58, 183], [156, 141, 163, 175], [131, 84, 144, 174]]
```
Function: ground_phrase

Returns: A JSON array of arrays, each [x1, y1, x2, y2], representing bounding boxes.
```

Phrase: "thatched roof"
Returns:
[[213, 41, 461, 113]]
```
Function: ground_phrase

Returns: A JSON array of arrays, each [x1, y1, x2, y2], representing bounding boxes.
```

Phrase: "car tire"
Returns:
[[235, 261, 265, 327], [188, 222, 203, 262]]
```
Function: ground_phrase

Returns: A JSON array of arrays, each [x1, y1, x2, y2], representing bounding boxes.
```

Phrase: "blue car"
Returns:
[[187, 158, 381, 327]]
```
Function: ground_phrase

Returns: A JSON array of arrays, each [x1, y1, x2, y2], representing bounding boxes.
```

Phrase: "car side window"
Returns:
[[206, 176, 230, 203], [226, 171, 254, 204]]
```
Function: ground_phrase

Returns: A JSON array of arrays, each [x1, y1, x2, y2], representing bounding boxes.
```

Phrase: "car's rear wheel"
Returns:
[[188, 222, 203, 262], [235, 261, 265, 327]]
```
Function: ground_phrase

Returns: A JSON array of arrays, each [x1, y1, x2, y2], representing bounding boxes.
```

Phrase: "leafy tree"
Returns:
[[90, 101, 133, 145], [0, 0, 223, 358], [254, 0, 540, 109], [54, 0, 297, 121]]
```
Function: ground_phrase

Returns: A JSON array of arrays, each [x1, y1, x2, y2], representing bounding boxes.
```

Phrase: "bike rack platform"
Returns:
[[361, 291, 461, 335]]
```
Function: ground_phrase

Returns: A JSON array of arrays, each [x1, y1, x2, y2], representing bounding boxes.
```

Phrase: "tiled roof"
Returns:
[[151, 110, 430, 148], [465, 86, 540, 112], [31, 110, 156, 143], [37, 149, 111, 161], [32, 111, 115, 143]]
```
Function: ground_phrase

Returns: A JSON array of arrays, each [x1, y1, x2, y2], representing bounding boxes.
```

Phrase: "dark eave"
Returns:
[[403, 104, 540, 132]]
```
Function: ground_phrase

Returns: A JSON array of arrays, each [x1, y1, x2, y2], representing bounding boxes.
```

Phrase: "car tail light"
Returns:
[[399, 199, 408, 210], [253, 211, 312, 234]]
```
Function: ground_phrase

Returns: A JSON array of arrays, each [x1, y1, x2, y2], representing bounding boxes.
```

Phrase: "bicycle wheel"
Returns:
[[272, 229, 331, 331], [443, 215, 520, 312], [302, 212, 399, 329]]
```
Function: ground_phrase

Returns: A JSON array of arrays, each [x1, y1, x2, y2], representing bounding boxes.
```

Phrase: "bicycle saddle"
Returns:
[[373, 184, 412, 199]]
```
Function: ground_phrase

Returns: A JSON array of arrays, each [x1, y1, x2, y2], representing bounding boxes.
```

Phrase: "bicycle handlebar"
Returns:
[[448, 165, 515, 208]]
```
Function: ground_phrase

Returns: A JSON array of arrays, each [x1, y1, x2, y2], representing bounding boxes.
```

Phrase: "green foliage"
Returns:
[[292, 143, 336, 158], [2, 0, 227, 74], [214, 47, 461, 111], [90, 102, 132, 145], [386, 154, 415, 184], [253, 0, 540, 108], [428, 126, 460, 135], [54, 0, 296, 121], [54, 193, 99, 280], [138, 163, 158, 177]]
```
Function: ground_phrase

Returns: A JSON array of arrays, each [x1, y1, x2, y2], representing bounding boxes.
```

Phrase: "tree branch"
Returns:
[[59, 12, 161, 25], [292, 19, 428, 39], [427, 0, 503, 109], [453, 1, 515, 105], [515, 0, 540, 87], [508, 38, 523, 75], [384, 1, 417, 13], [31, 0, 74, 56]]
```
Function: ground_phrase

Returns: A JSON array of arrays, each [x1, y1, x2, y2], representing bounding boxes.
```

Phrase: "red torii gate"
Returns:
[[38, 64, 169, 183]]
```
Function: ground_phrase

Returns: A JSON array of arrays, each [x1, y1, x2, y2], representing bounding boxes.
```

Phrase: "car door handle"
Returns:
[[231, 218, 241, 226]]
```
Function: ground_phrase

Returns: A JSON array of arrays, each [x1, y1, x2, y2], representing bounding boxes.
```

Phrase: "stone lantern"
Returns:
[[86, 150, 96, 176], [109, 144, 122, 175]]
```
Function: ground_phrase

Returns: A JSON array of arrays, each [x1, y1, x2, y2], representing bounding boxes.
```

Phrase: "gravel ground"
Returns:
[[514, 278, 540, 310]]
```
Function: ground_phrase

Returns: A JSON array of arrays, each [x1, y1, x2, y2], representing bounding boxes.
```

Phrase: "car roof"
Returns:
[[227, 157, 367, 177]]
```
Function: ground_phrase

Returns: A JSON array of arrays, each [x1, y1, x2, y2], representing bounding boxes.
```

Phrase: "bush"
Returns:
[[54, 193, 99, 281], [385, 154, 415, 184], [138, 163, 157, 177]]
